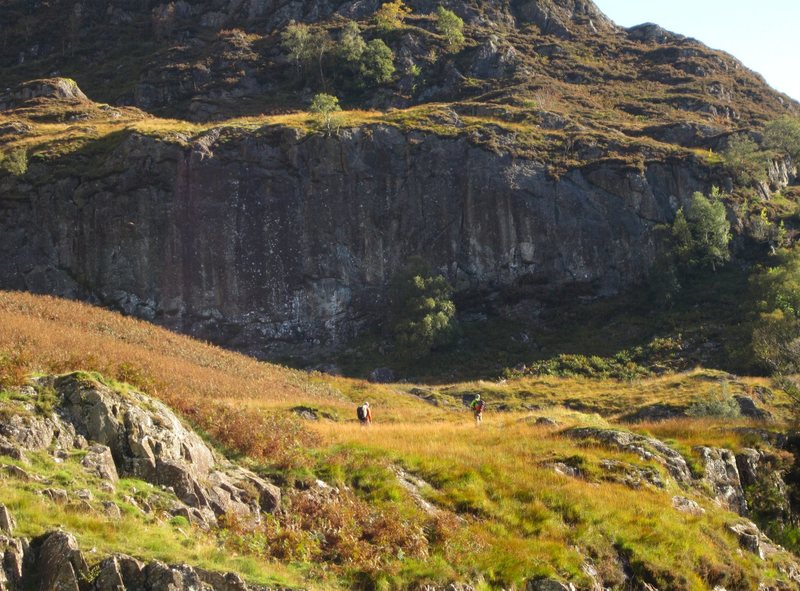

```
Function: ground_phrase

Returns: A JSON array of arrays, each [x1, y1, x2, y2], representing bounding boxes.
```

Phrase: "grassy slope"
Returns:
[[0, 291, 798, 590]]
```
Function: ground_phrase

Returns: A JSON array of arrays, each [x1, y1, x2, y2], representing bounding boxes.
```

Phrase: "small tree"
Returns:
[[375, 0, 411, 31], [389, 260, 457, 358], [435, 6, 464, 48], [281, 22, 333, 87], [339, 20, 366, 64], [764, 116, 800, 162], [309, 93, 341, 133], [723, 134, 769, 185], [672, 189, 732, 271], [360, 39, 396, 84]]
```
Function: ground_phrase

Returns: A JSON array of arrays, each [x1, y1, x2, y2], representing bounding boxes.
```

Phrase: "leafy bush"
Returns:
[[510, 352, 650, 381], [672, 188, 731, 271], [435, 6, 464, 48], [375, 0, 412, 31], [338, 21, 366, 64], [281, 22, 333, 84], [764, 116, 800, 161], [751, 247, 800, 374], [389, 259, 457, 358], [0, 149, 28, 176], [169, 515, 190, 528], [686, 382, 741, 418], [722, 134, 769, 185], [752, 311, 800, 375], [360, 39, 395, 84]]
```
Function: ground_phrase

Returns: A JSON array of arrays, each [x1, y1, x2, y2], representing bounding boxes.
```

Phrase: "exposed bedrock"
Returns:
[[0, 125, 707, 356]]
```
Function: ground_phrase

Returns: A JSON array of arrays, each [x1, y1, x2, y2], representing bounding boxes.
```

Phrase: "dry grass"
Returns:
[[1, 291, 798, 589], [0, 291, 345, 463]]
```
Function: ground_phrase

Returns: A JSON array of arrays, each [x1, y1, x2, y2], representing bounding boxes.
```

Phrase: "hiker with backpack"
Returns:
[[357, 401, 372, 426], [470, 394, 485, 425]]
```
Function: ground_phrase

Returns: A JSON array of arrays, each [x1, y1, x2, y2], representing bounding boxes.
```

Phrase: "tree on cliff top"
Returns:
[[309, 93, 341, 133]]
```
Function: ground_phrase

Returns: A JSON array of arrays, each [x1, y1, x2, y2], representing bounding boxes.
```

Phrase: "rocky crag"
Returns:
[[0, 0, 798, 357]]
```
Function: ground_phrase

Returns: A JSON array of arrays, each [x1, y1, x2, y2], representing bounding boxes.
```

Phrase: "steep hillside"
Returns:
[[0, 0, 798, 360], [2, 292, 800, 590]]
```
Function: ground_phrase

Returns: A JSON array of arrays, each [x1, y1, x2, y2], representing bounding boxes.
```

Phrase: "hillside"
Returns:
[[1, 0, 799, 363], [2, 292, 800, 590]]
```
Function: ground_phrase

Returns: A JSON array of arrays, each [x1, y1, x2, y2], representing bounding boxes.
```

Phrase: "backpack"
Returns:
[[475, 400, 485, 413], [357, 405, 367, 421]]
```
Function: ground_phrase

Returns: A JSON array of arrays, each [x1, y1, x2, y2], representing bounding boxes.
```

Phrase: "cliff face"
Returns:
[[0, 121, 707, 355], [1, 0, 797, 355]]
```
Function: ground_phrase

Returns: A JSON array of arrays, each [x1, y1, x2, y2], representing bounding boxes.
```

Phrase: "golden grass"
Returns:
[[1, 291, 797, 589], [310, 417, 781, 589]]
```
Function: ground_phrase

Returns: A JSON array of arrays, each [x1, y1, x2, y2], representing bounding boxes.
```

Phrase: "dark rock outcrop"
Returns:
[[0, 527, 296, 591], [0, 124, 707, 357]]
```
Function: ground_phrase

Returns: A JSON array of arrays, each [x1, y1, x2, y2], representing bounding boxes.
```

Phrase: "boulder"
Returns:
[[81, 444, 119, 482], [41, 488, 69, 503], [672, 495, 705, 515], [233, 469, 281, 514], [599, 459, 665, 489], [0, 536, 26, 589], [728, 521, 781, 560], [102, 501, 122, 520], [25, 531, 88, 591], [2, 465, 40, 482]]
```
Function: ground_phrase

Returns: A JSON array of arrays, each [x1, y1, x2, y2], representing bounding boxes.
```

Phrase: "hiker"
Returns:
[[357, 401, 372, 426], [470, 394, 485, 425]]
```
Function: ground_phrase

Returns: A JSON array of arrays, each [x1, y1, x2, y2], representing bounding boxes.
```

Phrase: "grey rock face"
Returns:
[[23, 531, 88, 591], [0, 507, 15, 535], [696, 447, 747, 515], [0, 374, 280, 528], [81, 444, 119, 482], [0, 126, 707, 357], [566, 427, 693, 485]]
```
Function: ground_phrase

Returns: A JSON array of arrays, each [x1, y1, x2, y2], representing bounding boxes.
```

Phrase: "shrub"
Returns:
[[514, 353, 650, 381], [375, 0, 411, 31], [672, 189, 731, 271], [360, 39, 395, 84], [0, 149, 28, 176], [389, 259, 457, 358], [309, 93, 342, 133], [752, 311, 800, 375], [169, 515, 190, 528], [751, 248, 800, 373], [722, 134, 769, 185], [434, 6, 464, 48], [764, 116, 800, 161], [686, 382, 741, 418]]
